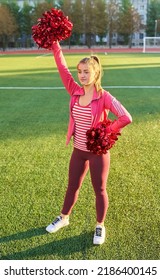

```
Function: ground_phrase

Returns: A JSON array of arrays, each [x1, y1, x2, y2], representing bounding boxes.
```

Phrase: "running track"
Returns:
[[0, 47, 145, 55]]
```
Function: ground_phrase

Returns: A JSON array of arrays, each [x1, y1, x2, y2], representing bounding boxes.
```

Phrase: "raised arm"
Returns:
[[52, 41, 81, 96]]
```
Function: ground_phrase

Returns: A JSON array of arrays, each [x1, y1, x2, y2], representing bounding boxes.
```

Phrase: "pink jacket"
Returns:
[[52, 42, 132, 145]]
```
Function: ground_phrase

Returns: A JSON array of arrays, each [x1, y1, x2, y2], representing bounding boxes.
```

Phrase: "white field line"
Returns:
[[0, 86, 160, 90], [36, 53, 51, 59]]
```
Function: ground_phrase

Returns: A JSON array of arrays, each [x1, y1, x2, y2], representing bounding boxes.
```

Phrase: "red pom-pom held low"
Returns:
[[32, 8, 73, 49], [86, 119, 121, 155]]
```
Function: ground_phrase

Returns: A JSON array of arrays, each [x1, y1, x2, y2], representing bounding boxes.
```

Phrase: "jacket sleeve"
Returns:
[[104, 91, 132, 133], [52, 41, 81, 96]]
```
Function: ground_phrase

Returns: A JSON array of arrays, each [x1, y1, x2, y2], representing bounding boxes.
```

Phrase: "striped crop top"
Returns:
[[72, 101, 92, 152]]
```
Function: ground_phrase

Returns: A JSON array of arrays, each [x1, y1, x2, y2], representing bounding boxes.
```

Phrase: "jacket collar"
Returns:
[[73, 87, 84, 96], [92, 87, 101, 101], [73, 86, 100, 101]]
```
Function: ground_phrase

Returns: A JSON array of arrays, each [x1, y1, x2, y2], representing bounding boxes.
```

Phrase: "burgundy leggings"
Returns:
[[61, 148, 110, 223]]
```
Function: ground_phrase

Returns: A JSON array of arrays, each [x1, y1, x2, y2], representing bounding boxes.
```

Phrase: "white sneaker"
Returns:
[[93, 225, 106, 245], [46, 216, 69, 233]]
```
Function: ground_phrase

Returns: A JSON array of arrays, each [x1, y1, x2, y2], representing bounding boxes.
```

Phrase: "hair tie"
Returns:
[[91, 56, 99, 64]]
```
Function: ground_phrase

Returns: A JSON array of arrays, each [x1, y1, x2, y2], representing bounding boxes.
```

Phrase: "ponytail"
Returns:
[[90, 55, 103, 94]]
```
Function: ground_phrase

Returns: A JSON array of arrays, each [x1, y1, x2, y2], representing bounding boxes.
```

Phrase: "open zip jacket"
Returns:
[[52, 42, 132, 145]]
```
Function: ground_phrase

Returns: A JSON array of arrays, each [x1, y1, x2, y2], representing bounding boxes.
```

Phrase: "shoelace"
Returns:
[[52, 216, 62, 225], [95, 227, 102, 237]]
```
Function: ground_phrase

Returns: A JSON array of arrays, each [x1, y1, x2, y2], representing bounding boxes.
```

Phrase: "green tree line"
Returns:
[[0, 0, 160, 50]]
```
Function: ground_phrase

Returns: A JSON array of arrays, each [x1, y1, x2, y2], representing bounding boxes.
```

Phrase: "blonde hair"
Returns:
[[77, 55, 103, 94]]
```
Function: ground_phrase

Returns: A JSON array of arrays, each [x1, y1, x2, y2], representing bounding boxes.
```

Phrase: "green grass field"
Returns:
[[0, 52, 160, 260]]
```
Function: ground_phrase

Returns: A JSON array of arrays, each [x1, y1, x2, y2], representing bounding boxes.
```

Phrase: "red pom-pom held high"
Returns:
[[32, 8, 73, 49]]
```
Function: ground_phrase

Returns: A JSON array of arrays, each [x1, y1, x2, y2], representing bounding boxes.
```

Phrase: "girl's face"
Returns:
[[77, 63, 96, 86]]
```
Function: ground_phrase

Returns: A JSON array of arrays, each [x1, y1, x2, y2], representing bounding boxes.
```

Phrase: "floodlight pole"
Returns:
[[155, 20, 157, 37]]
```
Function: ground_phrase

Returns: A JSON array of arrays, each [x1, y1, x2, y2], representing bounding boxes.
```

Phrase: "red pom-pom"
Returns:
[[86, 119, 121, 155], [32, 8, 73, 49]]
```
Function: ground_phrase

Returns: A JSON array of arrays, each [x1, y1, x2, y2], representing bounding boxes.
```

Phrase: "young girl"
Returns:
[[46, 41, 132, 245]]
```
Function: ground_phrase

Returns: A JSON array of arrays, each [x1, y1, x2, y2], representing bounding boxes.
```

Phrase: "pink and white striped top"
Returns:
[[72, 102, 92, 152]]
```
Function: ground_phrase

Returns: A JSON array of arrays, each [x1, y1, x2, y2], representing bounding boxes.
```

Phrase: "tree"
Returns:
[[61, 0, 72, 16], [0, 4, 18, 50], [1, 1, 21, 48], [18, 2, 34, 47], [83, 0, 95, 48], [146, 0, 160, 36], [118, 0, 141, 47], [61, 0, 73, 46], [71, 0, 84, 45], [94, 0, 108, 44], [157, 19, 160, 34], [106, 0, 119, 48], [31, 1, 55, 25]]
